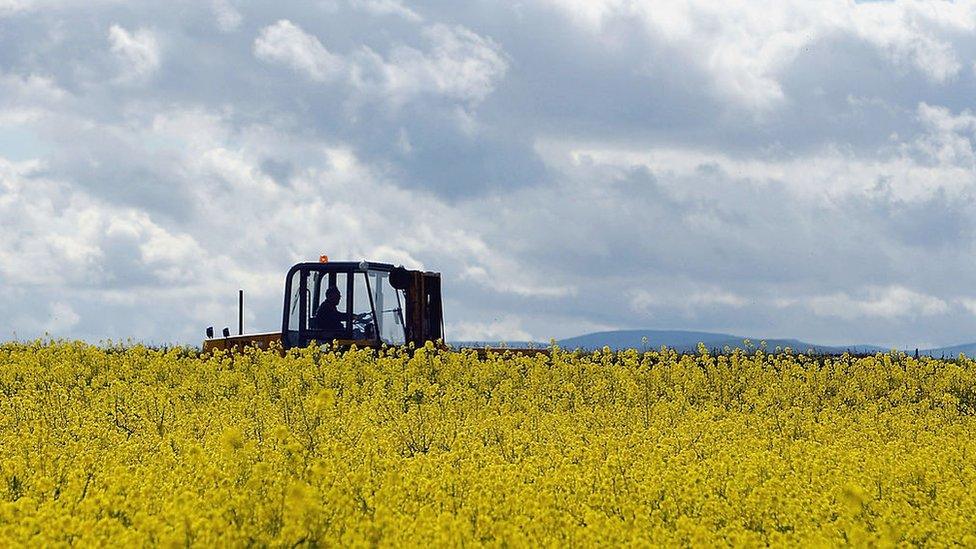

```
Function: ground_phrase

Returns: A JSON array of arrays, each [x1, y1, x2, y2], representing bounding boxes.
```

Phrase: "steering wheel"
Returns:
[[351, 312, 373, 327], [349, 312, 376, 339]]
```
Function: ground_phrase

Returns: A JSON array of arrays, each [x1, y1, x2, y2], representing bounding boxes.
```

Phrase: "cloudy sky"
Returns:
[[4, 0, 976, 348]]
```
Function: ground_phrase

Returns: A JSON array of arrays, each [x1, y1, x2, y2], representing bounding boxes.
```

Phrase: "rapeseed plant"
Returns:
[[0, 341, 975, 545]]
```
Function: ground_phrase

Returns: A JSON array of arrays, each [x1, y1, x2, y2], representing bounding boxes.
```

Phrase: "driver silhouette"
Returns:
[[312, 286, 344, 331]]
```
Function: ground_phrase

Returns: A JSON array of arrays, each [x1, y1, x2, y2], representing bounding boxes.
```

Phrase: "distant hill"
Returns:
[[919, 343, 976, 358], [555, 330, 887, 354], [451, 341, 542, 349], [451, 329, 976, 357]]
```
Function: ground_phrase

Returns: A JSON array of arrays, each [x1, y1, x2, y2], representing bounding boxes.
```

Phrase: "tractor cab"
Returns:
[[280, 260, 443, 350]]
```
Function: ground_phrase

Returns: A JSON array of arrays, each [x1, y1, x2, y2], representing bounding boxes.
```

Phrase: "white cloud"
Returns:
[[912, 102, 976, 166], [253, 20, 507, 107], [960, 298, 976, 316], [348, 0, 421, 22], [108, 211, 208, 284], [542, 0, 974, 110], [538, 108, 976, 204], [2, 0, 126, 15], [0, 155, 214, 292], [108, 24, 160, 82], [537, 0, 626, 30], [0, 72, 68, 129], [0, 158, 104, 286], [379, 23, 507, 104], [450, 315, 534, 342], [801, 286, 949, 319], [851, 1, 968, 84], [460, 264, 576, 298], [0, 72, 67, 104], [254, 20, 344, 82], [632, 287, 748, 314], [396, 127, 413, 153], [212, 0, 242, 32], [0, 0, 34, 14], [45, 302, 80, 334]]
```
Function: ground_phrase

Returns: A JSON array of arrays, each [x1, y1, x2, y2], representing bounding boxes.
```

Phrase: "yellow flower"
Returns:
[[220, 426, 245, 451], [0, 341, 975, 546]]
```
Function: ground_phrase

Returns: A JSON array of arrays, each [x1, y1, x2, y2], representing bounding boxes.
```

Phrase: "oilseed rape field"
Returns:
[[2, 342, 976, 546]]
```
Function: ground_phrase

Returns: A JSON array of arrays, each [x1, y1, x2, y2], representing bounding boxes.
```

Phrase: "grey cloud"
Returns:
[[868, 186, 972, 250], [259, 157, 294, 183], [5, 1, 976, 349]]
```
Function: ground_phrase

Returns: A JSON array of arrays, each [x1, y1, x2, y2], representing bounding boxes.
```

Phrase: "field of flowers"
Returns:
[[2, 341, 976, 545]]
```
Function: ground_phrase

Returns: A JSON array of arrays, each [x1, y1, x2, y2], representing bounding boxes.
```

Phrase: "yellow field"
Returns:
[[1, 342, 975, 546]]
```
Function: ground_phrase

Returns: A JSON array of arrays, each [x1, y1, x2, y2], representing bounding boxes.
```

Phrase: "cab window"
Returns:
[[304, 270, 378, 343], [368, 270, 406, 344]]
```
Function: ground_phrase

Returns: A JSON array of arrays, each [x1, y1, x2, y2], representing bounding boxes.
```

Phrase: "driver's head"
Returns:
[[325, 286, 341, 305]]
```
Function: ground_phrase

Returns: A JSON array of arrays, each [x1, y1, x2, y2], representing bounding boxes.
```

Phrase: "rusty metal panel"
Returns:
[[404, 271, 425, 346]]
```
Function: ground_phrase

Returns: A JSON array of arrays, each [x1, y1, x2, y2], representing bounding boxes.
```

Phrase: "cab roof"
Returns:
[[287, 261, 397, 275]]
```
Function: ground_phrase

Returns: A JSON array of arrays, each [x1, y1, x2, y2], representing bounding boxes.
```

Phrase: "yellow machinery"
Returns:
[[203, 259, 442, 353]]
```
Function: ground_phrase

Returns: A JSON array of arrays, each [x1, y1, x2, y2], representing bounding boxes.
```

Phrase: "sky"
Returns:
[[3, 0, 976, 348]]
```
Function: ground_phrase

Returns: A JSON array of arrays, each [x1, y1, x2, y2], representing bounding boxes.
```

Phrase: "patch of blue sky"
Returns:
[[0, 127, 50, 162]]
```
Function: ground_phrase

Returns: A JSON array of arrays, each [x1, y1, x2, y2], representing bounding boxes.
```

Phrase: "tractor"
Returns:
[[203, 258, 444, 353]]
